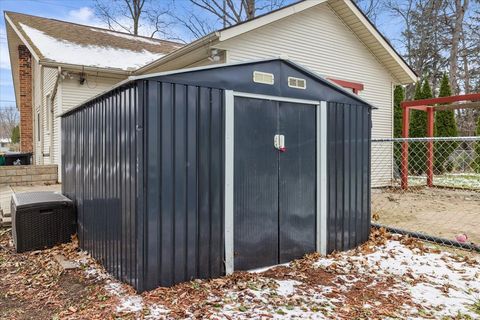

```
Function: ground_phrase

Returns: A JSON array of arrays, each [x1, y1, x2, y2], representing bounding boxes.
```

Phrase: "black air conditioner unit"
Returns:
[[12, 192, 76, 253]]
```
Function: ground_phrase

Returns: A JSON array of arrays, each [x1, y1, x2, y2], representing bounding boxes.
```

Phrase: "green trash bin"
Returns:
[[0, 154, 5, 166]]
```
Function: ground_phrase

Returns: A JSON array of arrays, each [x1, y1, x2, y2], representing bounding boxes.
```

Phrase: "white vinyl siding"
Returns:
[[42, 67, 57, 164], [51, 75, 122, 181], [214, 3, 395, 186], [60, 75, 121, 112], [214, 2, 395, 139]]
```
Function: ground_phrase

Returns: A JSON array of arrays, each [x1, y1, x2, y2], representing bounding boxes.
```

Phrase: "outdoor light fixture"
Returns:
[[79, 72, 86, 85], [209, 48, 221, 62]]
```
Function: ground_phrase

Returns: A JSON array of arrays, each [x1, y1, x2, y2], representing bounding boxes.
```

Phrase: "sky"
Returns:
[[0, 0, 404, 110]]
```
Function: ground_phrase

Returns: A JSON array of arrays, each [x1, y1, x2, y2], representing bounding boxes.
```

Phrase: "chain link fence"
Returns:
[[371, 136, 480, 251]]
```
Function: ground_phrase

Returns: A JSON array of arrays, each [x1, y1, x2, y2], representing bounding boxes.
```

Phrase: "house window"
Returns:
[[327, 78, 364, 95], [37, 112, 41, 141]]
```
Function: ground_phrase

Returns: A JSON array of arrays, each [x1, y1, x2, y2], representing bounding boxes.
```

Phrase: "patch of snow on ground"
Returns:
[[315, 240, 480, 318], [116, 295, 144, 313], [83, 264, 110, 280], [20, 23, 165, 70], [104, 281, 125, 296], [275, 279, 300, 296], [411, 283, 476, 316]]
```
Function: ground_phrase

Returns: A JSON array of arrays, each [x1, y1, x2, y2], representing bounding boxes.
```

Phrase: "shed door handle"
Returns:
[[274, 134, 286, 152]]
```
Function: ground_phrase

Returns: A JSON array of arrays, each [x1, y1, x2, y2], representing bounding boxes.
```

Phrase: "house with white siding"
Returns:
[[4, 11, 183, 179], [5, 0, 416, 182]]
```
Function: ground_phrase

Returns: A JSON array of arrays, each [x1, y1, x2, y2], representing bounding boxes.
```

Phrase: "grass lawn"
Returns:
[[409, 173, 480, 190]]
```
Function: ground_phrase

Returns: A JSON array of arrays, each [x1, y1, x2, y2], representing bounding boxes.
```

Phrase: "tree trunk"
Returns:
[[461, 34, 471, 94], [246, 0, 255, 20], [449, 0, 468, 94]]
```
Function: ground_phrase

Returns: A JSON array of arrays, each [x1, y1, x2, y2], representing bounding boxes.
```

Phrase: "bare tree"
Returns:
[[94, 0, 171, 38], [173, 0, 288, 40], [355, 0, 383, 23], [0, 107, 19, 140], [189, 0, 285, 26]]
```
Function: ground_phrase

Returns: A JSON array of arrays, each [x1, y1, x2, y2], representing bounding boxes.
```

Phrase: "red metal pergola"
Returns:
[[400, 93, 480, 190]]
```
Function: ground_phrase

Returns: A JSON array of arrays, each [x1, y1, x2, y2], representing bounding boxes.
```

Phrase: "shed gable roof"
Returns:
[[61, 58, 374, 117]]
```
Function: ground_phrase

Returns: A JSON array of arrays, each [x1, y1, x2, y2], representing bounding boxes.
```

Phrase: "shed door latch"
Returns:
[[274, 134, 286, 152]]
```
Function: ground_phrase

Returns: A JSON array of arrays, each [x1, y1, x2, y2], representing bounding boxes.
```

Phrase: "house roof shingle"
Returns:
[[5, 11, 184, 71]]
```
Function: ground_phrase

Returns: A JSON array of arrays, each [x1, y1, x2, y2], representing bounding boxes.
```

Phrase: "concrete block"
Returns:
[[15, 169, 27, 176], [1, 216, 12, 227], [39, 174, 51, 181]]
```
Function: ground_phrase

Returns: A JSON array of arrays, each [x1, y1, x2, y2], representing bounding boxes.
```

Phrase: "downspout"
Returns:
[[49, 66, 61, 166], [39, 65, 44, 165]]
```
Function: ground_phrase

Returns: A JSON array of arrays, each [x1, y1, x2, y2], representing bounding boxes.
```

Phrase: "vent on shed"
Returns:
[[253, 71, 274, 85], [288, 77, 306, 89]]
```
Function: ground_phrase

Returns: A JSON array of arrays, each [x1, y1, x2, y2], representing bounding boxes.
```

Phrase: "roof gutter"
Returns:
[[134, 33, 219, 75], [39, 60, 131, 76]]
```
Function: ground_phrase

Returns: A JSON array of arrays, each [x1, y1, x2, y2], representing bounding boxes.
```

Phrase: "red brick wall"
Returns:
[[18, 45, 33, 153]]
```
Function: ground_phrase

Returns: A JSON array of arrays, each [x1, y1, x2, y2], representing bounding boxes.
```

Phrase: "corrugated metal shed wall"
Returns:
[[62, 83, 141, 288], [327, 102, 371, 253], [140, 80, 225, 291], [62, 80, 225, 292]]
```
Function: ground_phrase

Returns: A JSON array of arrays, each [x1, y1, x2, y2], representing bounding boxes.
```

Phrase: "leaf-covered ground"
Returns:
[[1, 227, 479, 319]]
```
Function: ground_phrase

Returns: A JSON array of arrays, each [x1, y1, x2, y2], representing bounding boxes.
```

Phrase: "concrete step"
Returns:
[[1, 216, 12, 227]]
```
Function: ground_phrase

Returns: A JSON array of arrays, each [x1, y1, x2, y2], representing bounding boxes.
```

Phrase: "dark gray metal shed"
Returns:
[[61, 59, 372, 292]]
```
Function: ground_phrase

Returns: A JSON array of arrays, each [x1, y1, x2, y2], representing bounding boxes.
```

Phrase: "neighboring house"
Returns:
[[0, 138, 11, 152], [5, 0, 417, 182], [4, 11, 183, 179]]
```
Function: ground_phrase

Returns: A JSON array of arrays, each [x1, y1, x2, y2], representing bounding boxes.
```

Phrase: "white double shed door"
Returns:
[[224, 91, 328, 273]]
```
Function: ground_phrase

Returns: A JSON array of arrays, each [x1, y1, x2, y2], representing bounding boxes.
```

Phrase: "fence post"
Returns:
[[401, 107, 410, 190], [427, 108, 434, 187]]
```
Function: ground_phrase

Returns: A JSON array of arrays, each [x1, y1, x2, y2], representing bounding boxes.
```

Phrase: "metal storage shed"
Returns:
[[61, 59, 372, 292]]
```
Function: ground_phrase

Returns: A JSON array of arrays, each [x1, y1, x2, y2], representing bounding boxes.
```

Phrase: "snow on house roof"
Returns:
[[5, 11, 184, 71]]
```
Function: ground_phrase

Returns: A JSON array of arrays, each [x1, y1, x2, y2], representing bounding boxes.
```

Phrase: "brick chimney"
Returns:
[[18, 45, 33, 153]]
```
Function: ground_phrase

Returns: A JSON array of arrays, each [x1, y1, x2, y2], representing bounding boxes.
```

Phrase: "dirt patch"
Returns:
[[329, 276, 417, 319], [0, 295, 53, 320], [261, 260, 337, 287], [0, 229, 115, 319], [57, 272, 90, 304], [372, 187, 480, 245]]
